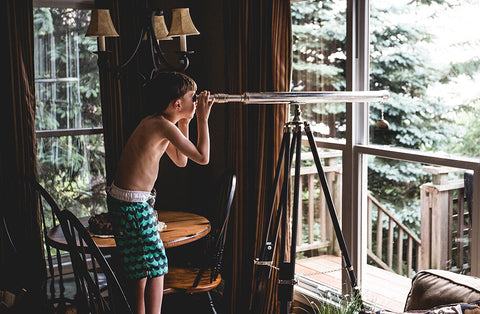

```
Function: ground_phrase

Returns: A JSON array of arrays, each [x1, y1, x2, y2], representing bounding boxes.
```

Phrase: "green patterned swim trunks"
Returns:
[[107, 194, 168, 280]]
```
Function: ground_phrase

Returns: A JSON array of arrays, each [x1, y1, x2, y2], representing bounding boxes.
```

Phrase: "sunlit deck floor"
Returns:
[[296, 255, 412, 312]]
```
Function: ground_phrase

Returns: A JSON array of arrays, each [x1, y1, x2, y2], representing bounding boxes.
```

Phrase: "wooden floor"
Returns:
[[296, 255, 412, 312]]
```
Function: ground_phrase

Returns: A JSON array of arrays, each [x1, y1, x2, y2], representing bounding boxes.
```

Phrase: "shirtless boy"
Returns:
[[106, 72, 214, 314]]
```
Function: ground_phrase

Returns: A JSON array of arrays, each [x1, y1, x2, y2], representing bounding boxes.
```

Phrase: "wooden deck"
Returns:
[[296, 255, 412, 312]]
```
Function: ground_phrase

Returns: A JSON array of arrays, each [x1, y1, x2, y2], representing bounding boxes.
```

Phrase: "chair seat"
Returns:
[[164, 266, 222, 294], [162, 172, 236, 313]]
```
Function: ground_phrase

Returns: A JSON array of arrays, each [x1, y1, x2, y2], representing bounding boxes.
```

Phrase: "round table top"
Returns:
[[47, 210, 211, 251]]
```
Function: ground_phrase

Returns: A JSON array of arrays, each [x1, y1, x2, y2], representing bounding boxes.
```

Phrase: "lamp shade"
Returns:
[[143, 15, 172, 41], [168, 8, 200, 37], [153, 15, 173, 40], [86, 9, 119, 37]]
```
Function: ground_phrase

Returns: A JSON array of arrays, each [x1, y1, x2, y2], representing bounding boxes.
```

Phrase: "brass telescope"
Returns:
[[207, 90, 389, 104]]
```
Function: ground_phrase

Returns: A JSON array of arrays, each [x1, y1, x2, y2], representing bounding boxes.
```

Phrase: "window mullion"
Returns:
[[35, 127, 103, 138], [345, 0, 370, 295], [471, 169, 480, 275]]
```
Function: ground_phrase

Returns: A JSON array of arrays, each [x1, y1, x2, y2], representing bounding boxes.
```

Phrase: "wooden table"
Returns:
[[47, 210, 211, 252]]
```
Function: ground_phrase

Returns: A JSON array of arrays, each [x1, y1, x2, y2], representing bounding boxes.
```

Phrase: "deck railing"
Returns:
[[292, 146, 422, 277], [293, 144, 471, 277], [367, 194, 421, 277], [293, 149, 342, 256], [420, 167, 471, 273]]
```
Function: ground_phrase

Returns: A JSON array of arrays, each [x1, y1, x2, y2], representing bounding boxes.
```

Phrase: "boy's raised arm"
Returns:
[[194, 91, 214, 164], [164, 91, 214, 165], [165, 118, 190, 167]]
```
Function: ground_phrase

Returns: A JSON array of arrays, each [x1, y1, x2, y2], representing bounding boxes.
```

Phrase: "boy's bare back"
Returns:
[[113, 89, 214, 193], [114, 115, 173, 192]]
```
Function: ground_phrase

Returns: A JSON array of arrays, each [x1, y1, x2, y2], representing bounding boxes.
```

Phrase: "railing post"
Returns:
[[297, 176, 303, 246], [420, 166, 454, 270], [308, 174, 315, 246], [325, 155, 340, 255], [420, 183, 431, 270]]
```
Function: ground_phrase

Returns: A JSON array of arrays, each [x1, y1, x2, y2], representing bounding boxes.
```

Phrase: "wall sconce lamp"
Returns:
[[86, 5, 200, 83]]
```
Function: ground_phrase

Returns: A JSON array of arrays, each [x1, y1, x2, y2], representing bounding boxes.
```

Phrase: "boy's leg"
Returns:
[[133, 278, 147, 314], [145, 275, 165, 314]]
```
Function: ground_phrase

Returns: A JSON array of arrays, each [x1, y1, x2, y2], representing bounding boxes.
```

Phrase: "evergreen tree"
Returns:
[[291, 0, 480, 233], [34, 8, 106, 215]]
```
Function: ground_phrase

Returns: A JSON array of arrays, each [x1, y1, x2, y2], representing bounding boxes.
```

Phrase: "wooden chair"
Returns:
[[164, 172, 236, 313], [58, 209, 132, 314], [30, 180, 76, 312]]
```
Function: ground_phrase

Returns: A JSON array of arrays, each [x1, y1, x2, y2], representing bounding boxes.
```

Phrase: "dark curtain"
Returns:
[[99, 0, 146, 185], [96, 45, 126, 185], [0, 0, 45, 310], [224, 0, 292, 313]]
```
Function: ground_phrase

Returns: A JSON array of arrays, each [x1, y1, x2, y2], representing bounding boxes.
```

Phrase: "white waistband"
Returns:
[[106, 183, 156, 203]]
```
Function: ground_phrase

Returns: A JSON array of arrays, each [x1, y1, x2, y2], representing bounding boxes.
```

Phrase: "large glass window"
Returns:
[[292, 0, 480, 312], [291, 0, 347, 263], [369, 0, 480, 158], [368, 0, 480, 278], [34, 7, 106, 217], [291, 0, 351, 309], [291, 0, 347, 140]]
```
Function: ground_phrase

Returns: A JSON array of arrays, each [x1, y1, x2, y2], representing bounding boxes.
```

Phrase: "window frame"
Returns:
[[293, 0, 480, 301], [33, 0, 98, 141], [342, 0, 480, 286], [35, 127, 103, 138], [34, 0, 93, 9], [33, 0, 104, 266], [344, 0, 480, 289]]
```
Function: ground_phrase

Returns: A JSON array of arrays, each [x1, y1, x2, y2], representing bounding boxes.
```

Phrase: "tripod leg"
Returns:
[[278, 127, 303, 314], [278, 128, 292, 266], [251, 128, 292, 314], [304, 124, 359, 292], [260, 128, 289, 262], [290, 127, 302, 262], [268, 126, 298, 265], [267, 128, 298, 280]]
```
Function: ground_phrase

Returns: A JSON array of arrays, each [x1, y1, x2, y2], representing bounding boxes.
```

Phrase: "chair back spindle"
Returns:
[[164, 172, 236, 313], [21, 179, 74, 312], [34, 182, 67, 301], [210, 173, 236, 282], [59, 209, 132, 314]]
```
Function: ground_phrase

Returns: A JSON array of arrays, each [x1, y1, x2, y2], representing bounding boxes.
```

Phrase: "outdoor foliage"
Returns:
[[34, 8, 105, 218], [292, 0, 480, 236], [294, 291, 363, 314]]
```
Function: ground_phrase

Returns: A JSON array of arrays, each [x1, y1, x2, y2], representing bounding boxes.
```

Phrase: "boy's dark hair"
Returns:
[[143, 72, 197, 115]]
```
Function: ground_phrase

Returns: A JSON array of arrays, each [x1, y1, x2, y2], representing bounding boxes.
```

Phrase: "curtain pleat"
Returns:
[[100, 0, 144, 184], [98, 52, 124, 184], [224, 0, 292, 312], [1, 0, 45, 309]]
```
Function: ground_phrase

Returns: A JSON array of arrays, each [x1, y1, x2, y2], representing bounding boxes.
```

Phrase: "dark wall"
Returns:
[[153, 0, 228, 219]]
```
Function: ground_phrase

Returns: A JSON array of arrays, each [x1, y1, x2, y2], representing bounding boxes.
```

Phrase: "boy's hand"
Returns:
[[196, 90, 214, 121]]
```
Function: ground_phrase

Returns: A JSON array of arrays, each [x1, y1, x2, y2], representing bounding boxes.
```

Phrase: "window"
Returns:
[[363, 1, 480, 309], [369, 0, 480, 158], [291, 0, 480, 311], [34, 5, 106, 218], [291, 0, 350, 306], [291, 0, 347, 140]]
